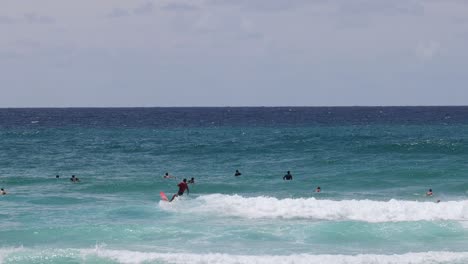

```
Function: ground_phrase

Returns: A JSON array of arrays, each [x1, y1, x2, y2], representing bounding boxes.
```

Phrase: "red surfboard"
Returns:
[[160, 191, 169, 202]]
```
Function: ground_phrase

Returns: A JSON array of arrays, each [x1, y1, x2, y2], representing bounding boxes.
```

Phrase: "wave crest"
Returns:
[[160, 194, 468, 222]]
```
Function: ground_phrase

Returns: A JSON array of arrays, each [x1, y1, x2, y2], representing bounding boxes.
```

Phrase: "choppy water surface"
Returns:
[[0, 107, 467, 264]]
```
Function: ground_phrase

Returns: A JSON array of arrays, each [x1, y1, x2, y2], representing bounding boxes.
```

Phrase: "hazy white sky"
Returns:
[[1, 0, 467, 107]]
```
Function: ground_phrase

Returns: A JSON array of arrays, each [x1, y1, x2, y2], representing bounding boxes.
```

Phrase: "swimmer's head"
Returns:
[[183, 178, 187, 182]]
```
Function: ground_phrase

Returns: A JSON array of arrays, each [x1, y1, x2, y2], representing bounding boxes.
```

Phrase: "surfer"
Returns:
[[315, 186, 321, 192], [70, 175, 80, 182], [426, 189, 433, 196], [283, 171, 293, 180], [170, 178, 189, 202], [188, 177, 195, 184], [234, 170, 242, 176], [0, 188, 6, 195], [163, 172, 176, 179]]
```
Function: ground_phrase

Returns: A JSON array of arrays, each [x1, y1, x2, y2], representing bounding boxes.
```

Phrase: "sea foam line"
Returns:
[[160, 194, 468, 222], [2, 247, 468, 264], [80, 249, 468, 264]]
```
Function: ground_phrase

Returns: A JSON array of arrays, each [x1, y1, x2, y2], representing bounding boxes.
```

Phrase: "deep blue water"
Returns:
[[1, 106, 468, 128]]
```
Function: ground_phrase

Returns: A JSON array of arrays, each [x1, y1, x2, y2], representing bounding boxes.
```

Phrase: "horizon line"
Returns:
[[0, 105, 467, 109]]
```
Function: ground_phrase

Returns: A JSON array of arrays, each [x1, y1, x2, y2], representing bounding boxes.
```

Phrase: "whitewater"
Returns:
[[160, 194, 468, 222], [2, 248, 468, 264]]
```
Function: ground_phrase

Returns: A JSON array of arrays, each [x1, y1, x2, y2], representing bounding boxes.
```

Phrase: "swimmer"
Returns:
[[70, 175, 80, 183], [234, 170, 242, 176], [188, 177, 195, 184], [56, 175, 60, 179], [426, 189, 433, 196], [283, 171, 293, 180], [163, 172, 176, 179], [315, 186, 321, 192], [0, 188, 6, 195], [170, 178, 189, 202]]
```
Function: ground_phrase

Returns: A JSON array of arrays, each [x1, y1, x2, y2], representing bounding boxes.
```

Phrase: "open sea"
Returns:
[[0, 107, 467, 264]]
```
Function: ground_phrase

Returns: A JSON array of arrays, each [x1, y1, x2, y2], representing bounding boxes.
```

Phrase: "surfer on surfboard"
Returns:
[[170, 178, 189, 202]]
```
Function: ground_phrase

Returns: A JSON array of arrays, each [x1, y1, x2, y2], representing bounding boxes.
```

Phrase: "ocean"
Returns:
[[0, 107, 467, 264]]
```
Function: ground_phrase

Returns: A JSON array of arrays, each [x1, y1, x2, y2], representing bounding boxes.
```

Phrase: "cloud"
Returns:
[[162, 3, 199, 12], [107, 8, 130, 18], [0, 15, 15, 24], [0, 51, 21, 60], [0, 14, 55, 25], [1, 0, 468, 107], [133, 2, 154, 15], [105, 2, 154, 19], [206, 0, 313, 12], [24, 13, 55, 24], [239, 18, 263, 40], [339, 0, 424, 16], [416, 41, 440, 60], [14, 39, 42, 49]]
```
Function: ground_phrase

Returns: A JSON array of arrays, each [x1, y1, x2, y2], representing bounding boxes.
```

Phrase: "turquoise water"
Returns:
[[0, 108, 467, 264]]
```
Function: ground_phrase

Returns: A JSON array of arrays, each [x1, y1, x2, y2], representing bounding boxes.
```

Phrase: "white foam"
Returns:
[[160, 194, 468, 222], [2, 247, 468, 264], [84, 249, 468, 264], [0, 247, 24, 264]]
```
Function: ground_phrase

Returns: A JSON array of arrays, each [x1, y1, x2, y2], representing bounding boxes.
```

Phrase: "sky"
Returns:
[[1, 0, 468, 107]]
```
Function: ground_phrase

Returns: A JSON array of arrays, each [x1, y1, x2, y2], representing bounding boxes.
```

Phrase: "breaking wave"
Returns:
[[160, 194, 468, 222]]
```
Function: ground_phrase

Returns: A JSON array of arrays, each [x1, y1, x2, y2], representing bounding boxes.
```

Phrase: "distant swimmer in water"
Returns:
[[315, 186, 321, 192], [170, 178, 189, 202], [163, 172, 176, 179], [436, 200, 441, 203], [1, 188, 6, 195], [70, 175, 80, 183], [234, 170, 242, 176], [188, 177, 195, 184], [56, 175, 60, 179], [426, 189, 433, 196], [283, 171, 293, 181]]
